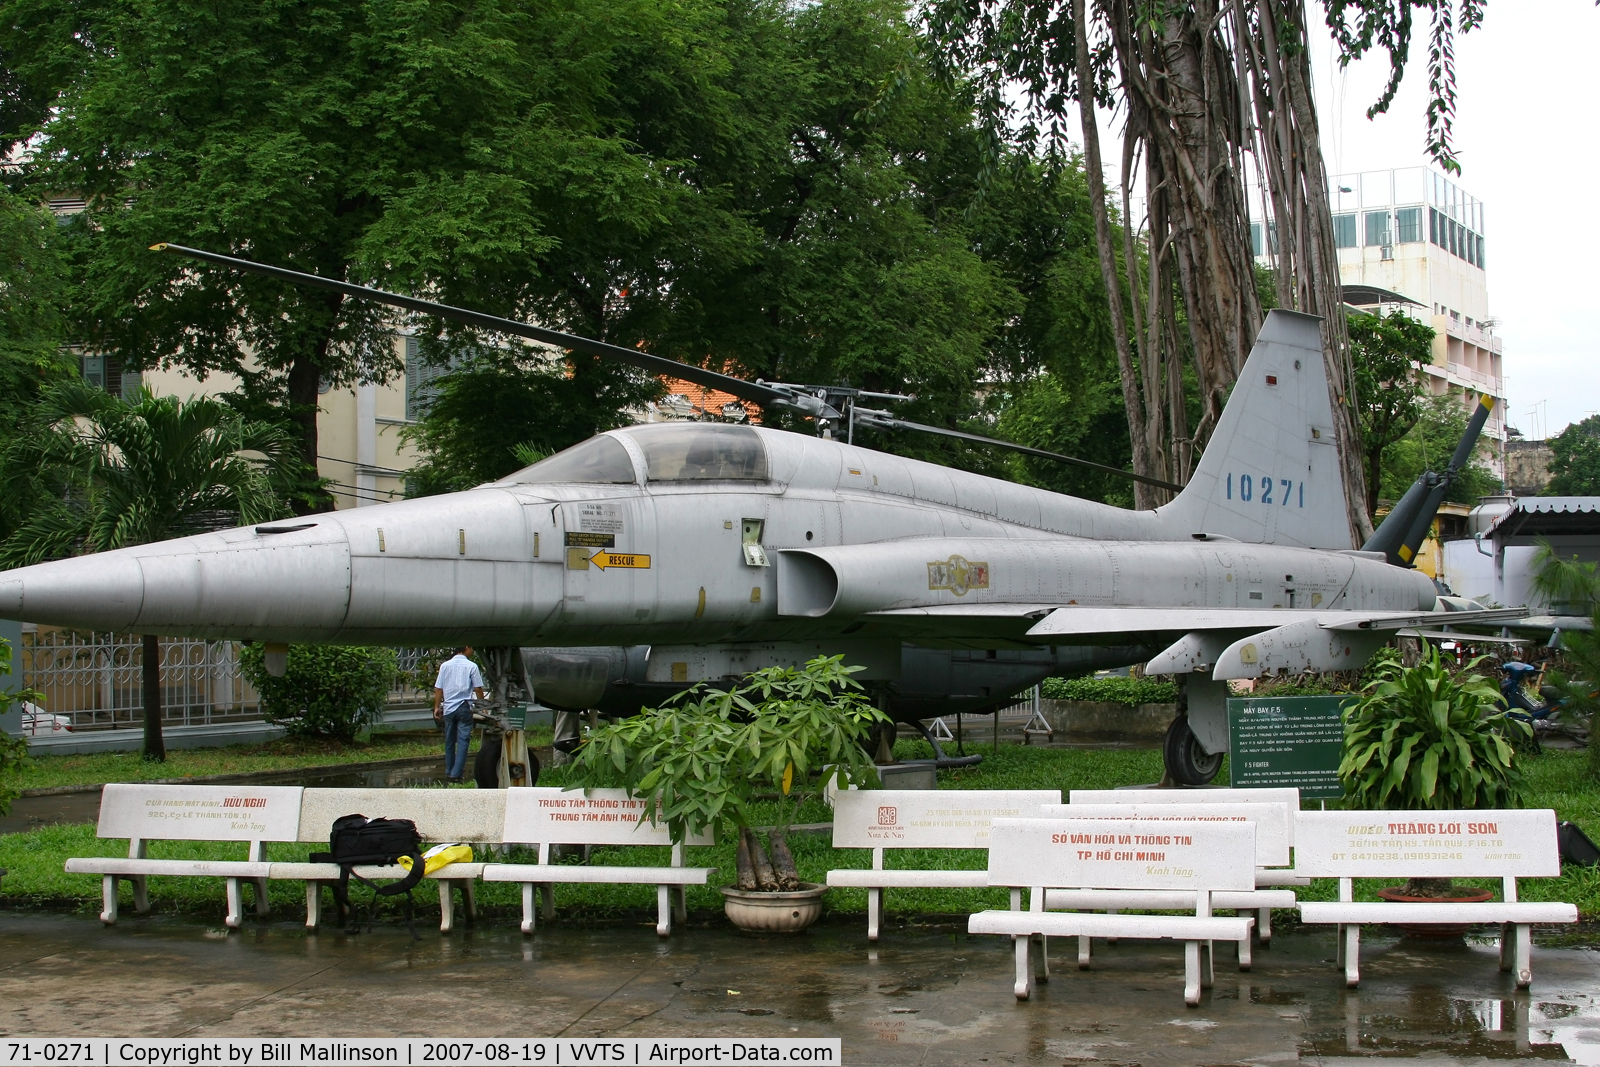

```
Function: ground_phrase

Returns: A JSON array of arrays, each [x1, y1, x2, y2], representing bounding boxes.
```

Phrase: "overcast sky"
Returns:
[[1308, 0, 1600, 438], [1063, 2, 1599, 439]]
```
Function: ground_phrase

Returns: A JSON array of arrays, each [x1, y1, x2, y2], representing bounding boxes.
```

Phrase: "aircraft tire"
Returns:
[[1163, 714, 1223, 786], [474, 731, 504, 789]]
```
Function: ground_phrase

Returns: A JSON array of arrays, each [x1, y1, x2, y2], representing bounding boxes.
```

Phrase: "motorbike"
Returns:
[[1497, 661, 1590, 750]]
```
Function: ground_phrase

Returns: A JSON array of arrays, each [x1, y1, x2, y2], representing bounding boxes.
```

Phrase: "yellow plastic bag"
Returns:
[[397, 843, 473, 875]]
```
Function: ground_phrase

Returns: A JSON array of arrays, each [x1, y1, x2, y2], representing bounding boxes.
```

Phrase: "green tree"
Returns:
[[0, 187, 76, 544], [1349, 310, 1431, 517], [0, 382, 294, 759], [1, 0, 706, 508], [404, 346, 659, 495], [239, 644, 398, 742], [1544, 415, 1600, 496], [1381, 392, 1500, 507]]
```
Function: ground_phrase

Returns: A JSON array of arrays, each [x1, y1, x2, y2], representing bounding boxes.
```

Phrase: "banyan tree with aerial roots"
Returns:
[[925, 0, 1489, 541]]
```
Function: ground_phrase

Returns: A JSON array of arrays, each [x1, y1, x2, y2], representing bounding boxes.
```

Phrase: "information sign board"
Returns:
[[1226, 696, 1350, 799]]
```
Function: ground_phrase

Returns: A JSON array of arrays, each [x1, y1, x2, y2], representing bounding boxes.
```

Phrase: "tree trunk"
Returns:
[[1240, 0, 1372, 543], [284, 290, 345, 516], [1073, 0, 1155, 509], [736, 828, 759, 890], [767, 830, 801, 891], [747, 828, 779, 891], [141, 633, 165, 762]]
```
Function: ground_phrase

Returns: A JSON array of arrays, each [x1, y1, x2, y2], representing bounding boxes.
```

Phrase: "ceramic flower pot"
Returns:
[[1376, 885, 1495, 937], [720, 883, 828, 933]]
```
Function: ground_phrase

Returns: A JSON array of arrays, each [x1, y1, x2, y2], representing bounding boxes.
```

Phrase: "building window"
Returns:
[[1250, 222, 1262, 257], [1396, 206, 1422, 243], [404, 337, 453, 421], [80, 354, 141, 401], [1364, 211, 1391, 247], [1333, 213, 1357, 249]]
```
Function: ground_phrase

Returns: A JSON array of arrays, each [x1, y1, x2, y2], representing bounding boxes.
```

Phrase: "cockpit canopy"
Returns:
[[500, 423, 769, 485]]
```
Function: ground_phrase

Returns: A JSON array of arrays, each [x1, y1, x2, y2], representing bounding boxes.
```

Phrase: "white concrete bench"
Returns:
[[970, 817, 1257, 1005], [1295, 809, 1578, 988], [1069, 787, 1307, 940], [824, 788, 1061, 941], [65, 784, 304, 928], [483, 788, 714, 936], [270, 788, 507, 933], [1040, 802, 1295, 962]]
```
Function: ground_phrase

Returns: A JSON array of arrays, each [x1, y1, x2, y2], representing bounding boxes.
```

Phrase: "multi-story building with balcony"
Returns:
[[1254, 166, 1508, 479]]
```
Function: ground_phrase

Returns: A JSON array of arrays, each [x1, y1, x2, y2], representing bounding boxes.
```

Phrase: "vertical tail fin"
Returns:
[[1155, 309, 1352, 549]]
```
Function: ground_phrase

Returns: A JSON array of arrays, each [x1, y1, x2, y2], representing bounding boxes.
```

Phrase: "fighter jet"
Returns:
[[0, 246, 1516, 783]]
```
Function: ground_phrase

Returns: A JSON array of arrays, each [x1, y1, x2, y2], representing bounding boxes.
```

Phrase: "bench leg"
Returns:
[[1013, 936, 1031, 1000], [1513, 924, 1532, 989], [1202, 941, 1214, 988], [305, 882, 322, 929], [1184, 941, 1202, 1006], [1498, 921, 1513, 971], [1335, 923, 1344, 966], [867, 888, 882, 942], [672, 885, 686, 926], [440, 880, 456, 933], [1077, 934, 1092, 970], [1106, 908, 1118, 946], [252, 878, 270, 917], [224, 878, 243, 930], [541, 883, 555, 921], [100, 875, 120, 925], [520, 883, 537, 935], [463, 879, 477, 922], [1034, 934, 1049, 983], [1343, 925, 1361, 988], [656, 884, 672, 937], [1238, 927, 1253, 972], [130, 875, 149, 915], [1257, 906, 1272, 946]]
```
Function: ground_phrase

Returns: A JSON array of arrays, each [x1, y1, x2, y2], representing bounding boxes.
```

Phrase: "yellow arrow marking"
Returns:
[[589, 551, 651, 571]]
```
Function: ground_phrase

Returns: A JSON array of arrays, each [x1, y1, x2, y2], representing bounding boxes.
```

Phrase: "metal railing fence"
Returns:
[[20, 629, 439, 731]]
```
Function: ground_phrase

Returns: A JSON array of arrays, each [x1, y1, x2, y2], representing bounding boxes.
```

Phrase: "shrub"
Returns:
[[239, 644, 398, 741], [0, 636, 34, 814], [1340, 644, 1528, 810], [1041, 675, 1178, 705]]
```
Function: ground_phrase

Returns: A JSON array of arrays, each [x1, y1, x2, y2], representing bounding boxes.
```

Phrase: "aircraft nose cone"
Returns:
[[0, 552, 147, 630], [0, 525, 354, 641]]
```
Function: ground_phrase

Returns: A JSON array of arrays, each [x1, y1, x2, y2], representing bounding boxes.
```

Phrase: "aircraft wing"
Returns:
[[868, 603, 1530, 678], [1021, 605, 1527, 636]]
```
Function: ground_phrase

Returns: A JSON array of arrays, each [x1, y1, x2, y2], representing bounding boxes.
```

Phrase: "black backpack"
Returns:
[[311, 814, 426, 936]]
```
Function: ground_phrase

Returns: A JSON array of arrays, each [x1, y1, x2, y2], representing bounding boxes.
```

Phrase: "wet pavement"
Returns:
[[1, 910, 1597, 1064]]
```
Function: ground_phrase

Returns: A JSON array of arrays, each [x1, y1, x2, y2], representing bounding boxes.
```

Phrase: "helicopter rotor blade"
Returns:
[[852, 408, 1184, 493], [152, 243, 835, 419]]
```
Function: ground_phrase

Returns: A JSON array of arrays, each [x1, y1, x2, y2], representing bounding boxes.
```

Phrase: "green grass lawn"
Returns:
[[2, 737, 1597, 926], [10, 726, 557, 792]]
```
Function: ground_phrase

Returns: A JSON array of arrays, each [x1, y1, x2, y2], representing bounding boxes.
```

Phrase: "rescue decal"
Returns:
[[927, 555, 990, 596], [590, 551, 652, 571]]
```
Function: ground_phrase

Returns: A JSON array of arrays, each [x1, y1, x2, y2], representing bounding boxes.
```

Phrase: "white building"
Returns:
[[1252, 166, 1508, 478]]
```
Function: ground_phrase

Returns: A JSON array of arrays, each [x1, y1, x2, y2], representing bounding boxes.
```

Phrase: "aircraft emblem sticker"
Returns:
[[927, 555, 990, 596]]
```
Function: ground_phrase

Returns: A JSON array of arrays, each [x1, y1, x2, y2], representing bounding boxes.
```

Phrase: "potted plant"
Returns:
[[1340, 644, 1531, 923], [568, 655, 887, 932]]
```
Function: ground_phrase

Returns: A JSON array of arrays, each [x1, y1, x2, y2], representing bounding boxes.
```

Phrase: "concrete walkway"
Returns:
[[1, 912, 1597, 1064]]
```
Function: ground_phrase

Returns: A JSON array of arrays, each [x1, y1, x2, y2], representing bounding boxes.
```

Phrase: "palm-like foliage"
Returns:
[[0, 381, 293, 566], [0, 381, 293, 759], [1340, 645, 1528, 810], [570, 656, 887, 889], [1531, 543, 1600, 776]]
